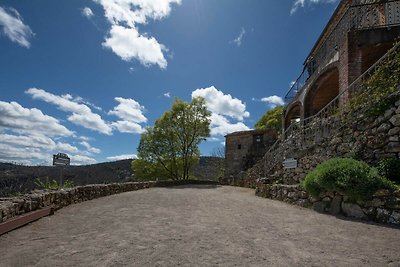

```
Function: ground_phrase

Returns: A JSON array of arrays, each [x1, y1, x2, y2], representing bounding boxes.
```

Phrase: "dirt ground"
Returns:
[[1, 185, 400, 266]]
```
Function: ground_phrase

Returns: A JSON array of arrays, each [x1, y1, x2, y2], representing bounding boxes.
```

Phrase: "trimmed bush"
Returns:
[[301, 158, 395, 201], [377, 158, 400, 184]]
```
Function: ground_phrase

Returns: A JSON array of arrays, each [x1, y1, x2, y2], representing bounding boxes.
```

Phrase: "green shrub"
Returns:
[[34, 178, 74, 189], [301, 158, 395, 201], [377, 158, 400, 184]]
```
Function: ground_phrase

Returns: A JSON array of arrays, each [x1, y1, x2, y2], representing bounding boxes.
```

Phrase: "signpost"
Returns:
[[283, 158, 297, 169], [53, 153, 70, 166], [53, 153, 70, 186]]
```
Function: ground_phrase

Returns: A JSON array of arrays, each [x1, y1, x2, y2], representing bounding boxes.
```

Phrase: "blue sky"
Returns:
[[0, 0, 339, 165]]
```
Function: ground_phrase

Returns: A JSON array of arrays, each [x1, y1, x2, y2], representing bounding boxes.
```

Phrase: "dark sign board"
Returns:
[[53, 153, 70, 166]]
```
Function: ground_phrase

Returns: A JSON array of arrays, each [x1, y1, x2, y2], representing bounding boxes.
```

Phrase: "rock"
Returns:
[[389, 114, 400, 127], [299, 191, 308, 199], [397, 106, 400, 114], [366, 198, 384, 207], [384, 108, 396, 120], [341, 202, 366, 219], [373, 189, 392, 197], [377, 123, 391, 133], [322, 197, 331, 202], [396, 99, 400, 107], [389, 136, 400, 142], [386, 142, 400, 153], [389, 211, 400, 224], [388, 127, 400, 136], [287, 191, 299, 200], [376, 208, 391, 223], [329, 195, 342, 215], [330, 137, 342, 145], [313, 201, 327, 213]]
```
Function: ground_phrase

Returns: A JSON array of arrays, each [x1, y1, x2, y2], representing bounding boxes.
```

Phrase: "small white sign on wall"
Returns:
[[283, 158, 297, 169]]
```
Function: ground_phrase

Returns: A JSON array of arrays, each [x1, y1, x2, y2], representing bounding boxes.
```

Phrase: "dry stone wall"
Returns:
[[0, 180, 218, 224], [255, 184, 400, 225]]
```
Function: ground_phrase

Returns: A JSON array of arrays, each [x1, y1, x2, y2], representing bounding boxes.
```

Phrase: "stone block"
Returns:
[[386, 142, 400, 153], [376, 208, 391, 223], [389, 211, 400, 224], [389, 114, 400, 127], [365, 198, 384, 208], [329, 195, 342, 215], [341, 202, 366, 219], [389, 127, 400, 136], [377, 123, 391, 133], [313, 201, 327, 213], [373, 189, 392, 197]]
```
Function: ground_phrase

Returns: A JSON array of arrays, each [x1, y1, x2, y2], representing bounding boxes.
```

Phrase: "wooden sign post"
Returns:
[[53, 153, 70, 186]]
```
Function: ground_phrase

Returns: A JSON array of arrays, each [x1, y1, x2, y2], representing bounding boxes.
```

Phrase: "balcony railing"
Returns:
[[284, 0, 400, 106]]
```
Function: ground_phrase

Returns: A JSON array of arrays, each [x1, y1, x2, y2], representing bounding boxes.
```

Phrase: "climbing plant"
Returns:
[[350, 42, 400, 117]]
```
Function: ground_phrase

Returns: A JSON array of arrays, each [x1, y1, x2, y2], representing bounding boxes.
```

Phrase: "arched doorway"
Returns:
[[304, 67, 339, 118]]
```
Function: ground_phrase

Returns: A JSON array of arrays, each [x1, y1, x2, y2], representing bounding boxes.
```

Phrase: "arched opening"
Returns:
[[304, 67, 339, 118], [284, 102, 301, 131]]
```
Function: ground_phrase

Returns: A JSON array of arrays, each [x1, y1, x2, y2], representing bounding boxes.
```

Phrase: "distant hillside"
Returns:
[[0, 156, 224, 197]]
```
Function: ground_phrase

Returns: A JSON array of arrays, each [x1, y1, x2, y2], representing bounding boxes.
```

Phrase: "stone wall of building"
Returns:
[[224, 129, 277, 181], [0, 180, 219, 224], [255, 184, 400, 225]]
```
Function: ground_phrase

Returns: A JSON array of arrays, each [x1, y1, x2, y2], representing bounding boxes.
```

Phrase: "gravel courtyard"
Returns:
[[1, 185, 400, 266]]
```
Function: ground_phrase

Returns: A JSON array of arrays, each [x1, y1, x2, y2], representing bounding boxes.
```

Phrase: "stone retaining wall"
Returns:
[[255, 184, 400, 225], [0, 180, 219, 224]]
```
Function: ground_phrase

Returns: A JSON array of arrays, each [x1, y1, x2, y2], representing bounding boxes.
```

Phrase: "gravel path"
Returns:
[[1, 185, 400, 266]]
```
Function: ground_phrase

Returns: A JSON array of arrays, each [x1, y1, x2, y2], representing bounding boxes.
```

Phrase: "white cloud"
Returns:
[[191, 86, 250, 137], [26, 88, 112, 135], [103, 25, 168, 69], [106, 154, 138, 161], [209, 113, 249, 136], [0, 6, 34, 48], [80, 141, 101, 154], [0, 133, 78, 153], [70, 154, 97, 165], [192, 86, 250, 121], [94, 0, 181, 69], [260, 95, 284, 108], [82, 7, 94, 19], [164, 92, 171, 98], [0, 143, 51, 165], [108, 97, 147, 123], [111, 121, 145, 134], [231, 27, 246, 47], [290, 0, 337, 15], [108, 97, 147, 134], [0, 132, 83, 165], [0, 101, 73, 137]]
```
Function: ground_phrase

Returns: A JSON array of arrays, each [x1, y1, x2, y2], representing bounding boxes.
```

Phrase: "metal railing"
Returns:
[[263, 41, 400, 177], [284, 0, 400, 105]]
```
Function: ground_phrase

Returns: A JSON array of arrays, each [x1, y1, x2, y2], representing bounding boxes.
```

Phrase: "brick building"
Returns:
[[284, 0, 400, 131]]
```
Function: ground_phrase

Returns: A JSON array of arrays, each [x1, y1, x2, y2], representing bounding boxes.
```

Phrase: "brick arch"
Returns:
[[304, 66, 339, 118], [284, 101, 302, 130]]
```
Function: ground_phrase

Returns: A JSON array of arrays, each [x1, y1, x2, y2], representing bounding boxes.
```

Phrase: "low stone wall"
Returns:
[[0, 180, 219, 224], [255, 183, 400, 225]]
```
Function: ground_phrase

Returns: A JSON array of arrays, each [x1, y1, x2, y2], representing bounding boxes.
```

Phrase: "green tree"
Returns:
[[133, 97, 211, 180], [254, 106, 284, 134]]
